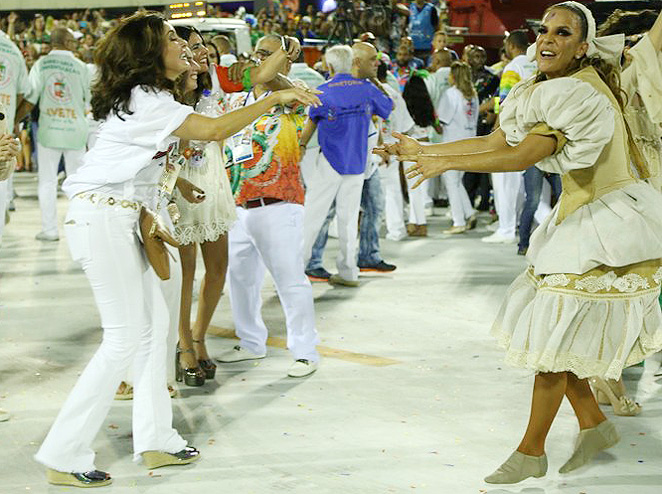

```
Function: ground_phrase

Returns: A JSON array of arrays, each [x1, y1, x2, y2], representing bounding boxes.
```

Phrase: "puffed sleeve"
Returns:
[[623, 34, 662, 124], [500, 77, 615, 174]]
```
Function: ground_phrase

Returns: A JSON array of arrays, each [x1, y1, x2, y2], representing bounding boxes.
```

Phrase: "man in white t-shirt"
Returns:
[[0, 27, 30, 245], [483, 30, 536, 244], [23, 27, 91, 241]]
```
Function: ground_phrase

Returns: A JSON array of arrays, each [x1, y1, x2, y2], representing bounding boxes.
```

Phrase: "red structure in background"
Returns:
[[445, 0, 589, 61]]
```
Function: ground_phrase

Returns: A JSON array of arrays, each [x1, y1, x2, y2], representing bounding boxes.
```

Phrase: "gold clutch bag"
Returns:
[[139, 207, 180, 280]]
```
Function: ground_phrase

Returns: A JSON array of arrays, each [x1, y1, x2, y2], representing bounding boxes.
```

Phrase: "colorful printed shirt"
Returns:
[[224, 90, 306, 205], [26, 49, 91, 149], [498, 54, 537, 106]]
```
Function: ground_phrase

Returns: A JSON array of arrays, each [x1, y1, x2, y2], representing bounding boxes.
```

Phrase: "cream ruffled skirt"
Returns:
[[174, 141, 237, 245], [492, 260, 662, 380]]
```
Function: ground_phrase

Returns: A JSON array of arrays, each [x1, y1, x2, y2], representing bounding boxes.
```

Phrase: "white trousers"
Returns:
[[442, 170, 475, 227], [405, 162, 428, 225], [35, 198, 186, 472], [378, 157, 406, 240], [491, 171, 523, 238], [229, 202, 319, 361], [303, 151, 364, 281], [0, 179, 7, 244], [37, 144, 85, 235]]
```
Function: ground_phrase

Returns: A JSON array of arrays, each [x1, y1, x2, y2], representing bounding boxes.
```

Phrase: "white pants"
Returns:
[[303, 151, 364, 281], [378, 157, 406, 240], [35, 198, 186, 472], [491, 171, 523, 238], [37, 144, 85, 235], [405, 162, 428, 225], [0, 179, 7, 244], [229, 202, 319, 361], [442, 170, 475, 227]]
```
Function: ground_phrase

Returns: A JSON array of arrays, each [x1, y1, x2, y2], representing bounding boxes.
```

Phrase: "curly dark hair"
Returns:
[[535, 2, 625, 110], [597, 9, 659, 37], [91, 11, 175, 120], [403, 75, 436, 128]]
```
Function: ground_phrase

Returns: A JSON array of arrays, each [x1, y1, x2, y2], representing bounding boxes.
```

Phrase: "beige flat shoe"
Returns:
[[559, 420, 620, 473], [443, 225, 467, 235], [484, 451, 547, 484]]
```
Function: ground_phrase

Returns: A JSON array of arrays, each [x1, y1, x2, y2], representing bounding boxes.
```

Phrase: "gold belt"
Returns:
[[74, 192, 141, 211]]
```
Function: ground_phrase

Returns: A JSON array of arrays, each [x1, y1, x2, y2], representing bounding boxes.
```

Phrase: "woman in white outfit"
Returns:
[[436, 62, 478, 234], [34, 12, 319, 488], [171, 26, 237, 387], [386, 1, 662, 484], [401, 74, 444, 237]]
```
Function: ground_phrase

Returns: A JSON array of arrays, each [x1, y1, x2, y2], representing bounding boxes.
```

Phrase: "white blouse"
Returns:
[[63, 87, 194, 203], [499, 75, 662, 275]]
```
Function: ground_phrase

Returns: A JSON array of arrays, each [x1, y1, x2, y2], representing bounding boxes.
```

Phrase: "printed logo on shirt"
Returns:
[[46, 72, 72, 104], [0, 55, 12, 89]]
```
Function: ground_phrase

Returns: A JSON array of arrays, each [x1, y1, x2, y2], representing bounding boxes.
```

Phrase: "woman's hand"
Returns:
[[402, 154, 453, 189], [284, 36, 301, 61], [0, 135, 19, 162], [272, 87, 321, 107], [229, 60, 256, 82], [176, 177, 206, 204], [372, 132, 423, 162]]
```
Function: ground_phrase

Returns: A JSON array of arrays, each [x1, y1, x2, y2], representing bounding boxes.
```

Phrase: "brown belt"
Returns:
[[240, 197, 283, 209]]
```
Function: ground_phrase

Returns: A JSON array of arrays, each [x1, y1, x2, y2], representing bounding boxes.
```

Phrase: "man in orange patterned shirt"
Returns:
[[218, 34, 320, 378]]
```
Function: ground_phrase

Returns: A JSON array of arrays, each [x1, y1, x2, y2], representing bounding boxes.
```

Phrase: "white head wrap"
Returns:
[[526, 1, 624, 66]]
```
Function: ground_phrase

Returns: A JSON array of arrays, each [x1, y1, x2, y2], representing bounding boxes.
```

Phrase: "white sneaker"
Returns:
[[287, 359, 318, 378], [386, 231, 408, 242], [35, 231, 60, 242], [329, 274, 360, 287], [487, 220, 499, 232], [0, 408, 9, 422], [481, 232, 516, 244], [216, 345, 266, 363]]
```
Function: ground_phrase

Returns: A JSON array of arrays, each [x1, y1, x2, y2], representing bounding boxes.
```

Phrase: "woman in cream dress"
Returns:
[[380, 1, 662, 485], [171, 26, 236, 386]]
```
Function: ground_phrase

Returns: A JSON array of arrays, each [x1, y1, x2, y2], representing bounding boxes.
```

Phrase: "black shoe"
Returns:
[[517, 246, 528, 256], [306, 267, 331, 281], [432, 198, 449, 208], [358, 261, 397, 272]]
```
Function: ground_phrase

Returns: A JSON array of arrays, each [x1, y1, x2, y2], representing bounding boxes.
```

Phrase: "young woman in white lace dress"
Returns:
[[171, 27, 236, 386], [381, 1, 662, 485]]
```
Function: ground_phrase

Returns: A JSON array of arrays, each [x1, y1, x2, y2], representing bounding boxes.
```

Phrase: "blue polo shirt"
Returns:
[[309, 73, 392, 175]]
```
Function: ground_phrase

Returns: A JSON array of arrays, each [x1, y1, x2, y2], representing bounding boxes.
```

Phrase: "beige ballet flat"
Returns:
[[559, 420, 620, 473], [590, 377, 641, 416], [484, 451, 548, 484], [142, 446, 200, 469], [46, 469, 112, 488]]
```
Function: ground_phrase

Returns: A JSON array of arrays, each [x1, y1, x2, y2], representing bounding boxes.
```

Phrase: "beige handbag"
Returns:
[[139, 207, 180, 280]]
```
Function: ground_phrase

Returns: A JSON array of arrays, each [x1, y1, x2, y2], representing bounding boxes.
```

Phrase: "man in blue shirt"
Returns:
[[300, 42, 392, 286]]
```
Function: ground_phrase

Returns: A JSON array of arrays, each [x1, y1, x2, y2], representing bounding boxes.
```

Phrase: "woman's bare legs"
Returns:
[[192, 234, 229, 361], [517, 372, 568, 456], [178, 243, 199, 370], [565, 373, 607, 429]]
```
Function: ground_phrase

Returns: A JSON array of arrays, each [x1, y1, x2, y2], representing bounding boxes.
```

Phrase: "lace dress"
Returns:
[[173, 91, 236, 245], [491, 67, 662, 380]]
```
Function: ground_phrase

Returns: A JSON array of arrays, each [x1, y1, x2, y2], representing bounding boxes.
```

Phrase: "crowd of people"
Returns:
[[1, 0, 662, 489]]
